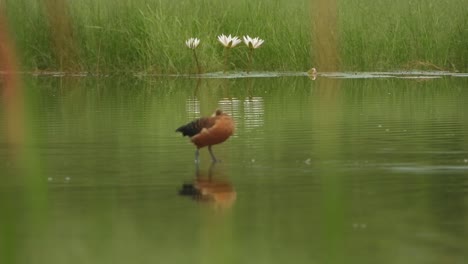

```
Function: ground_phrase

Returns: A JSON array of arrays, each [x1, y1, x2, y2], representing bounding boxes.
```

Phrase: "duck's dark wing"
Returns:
[[176, 117, 216, 137]]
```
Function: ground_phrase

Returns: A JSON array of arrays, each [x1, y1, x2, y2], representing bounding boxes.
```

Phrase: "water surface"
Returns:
[[1, 74, 468, 264]]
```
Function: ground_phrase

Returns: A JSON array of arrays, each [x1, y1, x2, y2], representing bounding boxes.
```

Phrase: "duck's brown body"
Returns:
[[176, 109, 235, 162]]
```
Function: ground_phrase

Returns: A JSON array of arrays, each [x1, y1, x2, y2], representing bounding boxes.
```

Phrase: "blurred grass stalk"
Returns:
[[310, 1, 345, 262], [1, 6, 46, 264], [312, 0, 345, 257], [0, 9, 22, 263], [42, 0, 80, 71], [3, 0, 467, 73], [311, 0, 340, 71]]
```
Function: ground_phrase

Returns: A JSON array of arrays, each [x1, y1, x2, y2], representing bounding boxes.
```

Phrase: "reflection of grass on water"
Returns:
[[3, 0, 467, 73]]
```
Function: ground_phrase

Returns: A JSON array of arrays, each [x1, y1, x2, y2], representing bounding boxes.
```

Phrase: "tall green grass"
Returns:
[[338, 0, 468, 71], [4, 0, 468, 73]]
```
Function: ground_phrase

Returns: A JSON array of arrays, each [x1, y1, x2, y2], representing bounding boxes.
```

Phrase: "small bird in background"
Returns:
[[307, 67, 317, 80], [176, 109, 235, 163]]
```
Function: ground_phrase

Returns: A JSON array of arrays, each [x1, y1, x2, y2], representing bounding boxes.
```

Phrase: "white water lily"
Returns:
[[185, 38, 200, 49], [217, 34, 242, 48], [218, 34, 241, 73], [185, 38, 201, 73], [243, 35, 264, 73], [243, 35, 264, 49]]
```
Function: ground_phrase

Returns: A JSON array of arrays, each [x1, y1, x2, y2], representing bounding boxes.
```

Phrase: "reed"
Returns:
[[4, 0, 467, 73], [337, 0, 468, 71]]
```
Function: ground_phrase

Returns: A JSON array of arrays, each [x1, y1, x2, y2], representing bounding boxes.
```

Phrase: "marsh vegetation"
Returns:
[[4, 0, 468, 73]]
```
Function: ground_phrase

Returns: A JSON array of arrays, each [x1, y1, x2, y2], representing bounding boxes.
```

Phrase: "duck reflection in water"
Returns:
[[179, 163, 236, 209]]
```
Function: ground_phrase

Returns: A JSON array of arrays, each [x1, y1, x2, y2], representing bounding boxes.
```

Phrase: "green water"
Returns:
[[1, 74, 468, 263]]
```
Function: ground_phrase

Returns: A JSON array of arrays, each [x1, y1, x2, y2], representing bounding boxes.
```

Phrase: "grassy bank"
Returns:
[[338, 0, 468, 71], [4, 0, 468, 73]]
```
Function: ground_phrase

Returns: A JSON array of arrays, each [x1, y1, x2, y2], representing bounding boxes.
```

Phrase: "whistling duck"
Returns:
[[176, 109, 235, 162]]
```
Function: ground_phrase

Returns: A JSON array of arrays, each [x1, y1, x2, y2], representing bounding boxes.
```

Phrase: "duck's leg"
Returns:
[[195, 159, 200, 177], [195, 148, 200, 163], [208, 145, 218, 163]]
